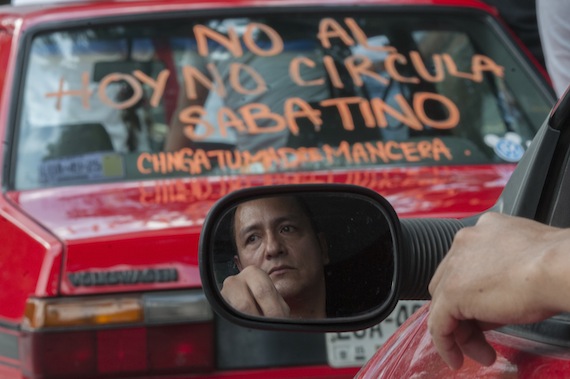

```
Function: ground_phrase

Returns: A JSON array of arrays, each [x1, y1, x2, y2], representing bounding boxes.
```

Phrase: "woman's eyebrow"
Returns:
[[271, 214, 306, 228], [238, 222, 261, 240], [238, 210, 309, 239]]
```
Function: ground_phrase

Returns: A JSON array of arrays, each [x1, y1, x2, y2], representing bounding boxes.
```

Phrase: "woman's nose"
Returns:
[[264, 232, 284, 258]]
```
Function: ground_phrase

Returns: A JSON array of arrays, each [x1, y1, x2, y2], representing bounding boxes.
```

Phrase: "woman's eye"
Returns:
[[281, 225, 296, 233], [245, 235, 258, 244]]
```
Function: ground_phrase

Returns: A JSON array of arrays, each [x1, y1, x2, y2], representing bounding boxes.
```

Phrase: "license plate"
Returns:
[[326, 300, 426, 368]]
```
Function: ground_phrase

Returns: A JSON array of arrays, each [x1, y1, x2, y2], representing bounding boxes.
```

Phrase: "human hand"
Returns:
[[221, 265, 290, 318], [428, 213, 565, 370]]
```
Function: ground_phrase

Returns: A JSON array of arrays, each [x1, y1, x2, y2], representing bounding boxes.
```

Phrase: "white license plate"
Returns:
[[326, 300, 426, 368]]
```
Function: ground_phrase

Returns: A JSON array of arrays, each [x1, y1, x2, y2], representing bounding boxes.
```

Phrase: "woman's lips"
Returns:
[[268, 265, 293, 276]]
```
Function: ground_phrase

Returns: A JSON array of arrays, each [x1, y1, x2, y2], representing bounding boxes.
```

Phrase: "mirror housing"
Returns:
[[199, 184, 402, 332]]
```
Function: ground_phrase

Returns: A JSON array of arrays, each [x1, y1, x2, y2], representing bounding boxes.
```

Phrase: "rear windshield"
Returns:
[[13, 10, 553, 190]]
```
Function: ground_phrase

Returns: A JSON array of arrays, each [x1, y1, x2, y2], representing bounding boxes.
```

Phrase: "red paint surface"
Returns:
[[359, 304, 570, 378]]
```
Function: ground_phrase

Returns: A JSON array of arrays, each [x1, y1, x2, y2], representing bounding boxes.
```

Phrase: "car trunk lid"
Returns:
[[6, 165, 511, 296]]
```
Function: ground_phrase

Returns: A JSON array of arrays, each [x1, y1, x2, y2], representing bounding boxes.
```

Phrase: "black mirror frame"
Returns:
[[198, 183, 403, 332]]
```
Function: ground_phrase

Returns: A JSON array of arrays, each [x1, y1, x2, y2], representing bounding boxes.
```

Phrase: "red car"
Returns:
[[0, 0, 553, 378]]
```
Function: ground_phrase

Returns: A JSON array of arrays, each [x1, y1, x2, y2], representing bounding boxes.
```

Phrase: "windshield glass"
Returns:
[[13, 11, 553, 190]]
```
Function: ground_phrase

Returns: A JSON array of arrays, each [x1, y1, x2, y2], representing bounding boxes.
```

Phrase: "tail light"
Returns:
[[20, 290, 214, 378]]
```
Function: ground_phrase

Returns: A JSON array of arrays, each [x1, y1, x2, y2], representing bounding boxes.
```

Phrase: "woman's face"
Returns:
[[233, 196, 329, 302]]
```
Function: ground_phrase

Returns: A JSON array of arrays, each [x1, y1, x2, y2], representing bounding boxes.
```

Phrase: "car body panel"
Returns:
[[359, 304, 570, 378]]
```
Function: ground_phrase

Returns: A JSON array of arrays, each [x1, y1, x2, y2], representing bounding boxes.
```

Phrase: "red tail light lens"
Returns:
[[148, 323, 214, 371], [21, 330, 96, 378], [97, 327, 147, 373]]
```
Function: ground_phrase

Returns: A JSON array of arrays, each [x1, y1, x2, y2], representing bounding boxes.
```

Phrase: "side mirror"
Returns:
[[199, 184, 463, 331]]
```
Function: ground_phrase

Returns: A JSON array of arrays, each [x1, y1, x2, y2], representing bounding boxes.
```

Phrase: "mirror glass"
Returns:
[[208, 192, 395, 320]]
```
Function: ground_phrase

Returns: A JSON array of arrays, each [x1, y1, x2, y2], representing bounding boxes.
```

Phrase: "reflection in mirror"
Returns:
[[210, 193, 395, 320]]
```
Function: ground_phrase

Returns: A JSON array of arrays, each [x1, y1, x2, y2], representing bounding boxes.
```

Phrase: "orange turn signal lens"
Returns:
[[24, 296, 143, 330]]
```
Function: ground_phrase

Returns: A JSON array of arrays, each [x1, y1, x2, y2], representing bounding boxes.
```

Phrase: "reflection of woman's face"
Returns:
[[233, 196, 329, 302]]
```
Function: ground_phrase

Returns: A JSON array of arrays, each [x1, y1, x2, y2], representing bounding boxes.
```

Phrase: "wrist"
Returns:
[[531, 228, 570, 314]]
